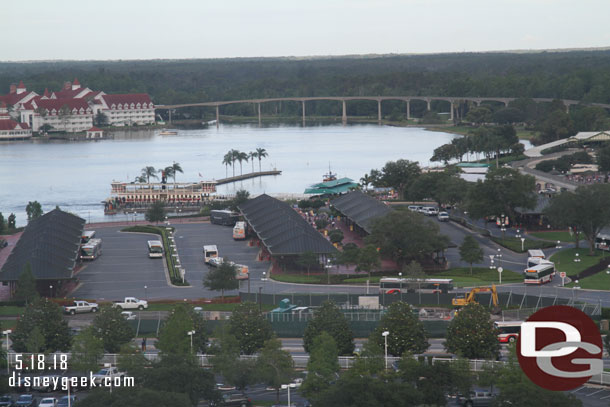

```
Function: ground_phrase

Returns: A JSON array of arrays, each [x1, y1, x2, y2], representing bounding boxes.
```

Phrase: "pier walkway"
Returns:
[[216, 170, 281, 185]]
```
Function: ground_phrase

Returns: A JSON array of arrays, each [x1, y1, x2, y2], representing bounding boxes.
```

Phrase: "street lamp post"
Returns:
[[187, 330, 195, 354], [258, 286, 263, 313], [3, 329, 11, 374], [496, 249, 502, 268], [281, 383, 296, 407], [144, 285, 148, 301], [49, 285, 53, 298], [398, 272, 403, 300], [382, 331, 389, 370], [497, 267, 503, 284], [520, 237, 525, 252]]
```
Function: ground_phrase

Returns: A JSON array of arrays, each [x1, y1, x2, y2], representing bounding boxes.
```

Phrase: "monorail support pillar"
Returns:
[[258, 103, 261, 127], [426, 99, 431, 111], [450, 101, 454, 121], [168, 109, 172, 124], [342, 100, 347, 125], [216, 105, 219, 128], [302, 100, 306, 125], [406, 100, 411, 120], [378, 100, 382, 123]]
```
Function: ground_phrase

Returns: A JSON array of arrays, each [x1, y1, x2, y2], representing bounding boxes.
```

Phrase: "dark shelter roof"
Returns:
[[0, 209, 85, 281], [515, 195, 551, 215], [330, 190, 392, 234], [238, 194, 336, 256]]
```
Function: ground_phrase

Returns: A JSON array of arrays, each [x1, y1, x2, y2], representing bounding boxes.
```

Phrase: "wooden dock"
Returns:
[[216, 170, 282, 185]]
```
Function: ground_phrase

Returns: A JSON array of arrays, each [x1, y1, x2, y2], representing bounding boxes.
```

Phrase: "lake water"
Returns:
[[0, 123, 522, 226]]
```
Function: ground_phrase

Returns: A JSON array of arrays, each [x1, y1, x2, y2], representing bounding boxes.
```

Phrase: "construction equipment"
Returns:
[[452, 284, 501, 314]]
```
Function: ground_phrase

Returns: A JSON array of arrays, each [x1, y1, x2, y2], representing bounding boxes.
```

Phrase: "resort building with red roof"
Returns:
[[0, 103, 32, 140]]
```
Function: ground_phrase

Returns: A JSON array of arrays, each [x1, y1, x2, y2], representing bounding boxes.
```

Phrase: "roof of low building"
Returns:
[[330, 190, 392, 233], [515, 195, 551, 215], [304, 177, 359, 195], [0, 209, 85, 281], [238, 194, 336, 256]]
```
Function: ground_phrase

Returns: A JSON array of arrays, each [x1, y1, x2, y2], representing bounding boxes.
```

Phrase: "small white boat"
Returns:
[[159, 129, 178, 135]]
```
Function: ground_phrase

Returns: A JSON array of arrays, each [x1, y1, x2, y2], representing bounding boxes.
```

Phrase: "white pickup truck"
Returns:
[[63, 300, 99, 315], [112, 297, 148, 310], [92, 366, 126, 385]]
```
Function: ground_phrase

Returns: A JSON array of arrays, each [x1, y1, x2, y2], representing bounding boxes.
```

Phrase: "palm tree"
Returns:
[[161, 166, 174, 183], [236, 151, 248, 175], [171, 162, 183, 183], [222, 153, 232, 178], [230, 149, 239, 177], [141, 166, 158, 184], [249, 151, 257, 173], [255, 148, 268, 172], [360, 174, 373, 191], [134, 175, 147, 183]]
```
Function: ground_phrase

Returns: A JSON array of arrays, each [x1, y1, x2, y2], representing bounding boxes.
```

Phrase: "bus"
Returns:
[[233, 222, 246, 240], [234, 263, 249, 280], [81, 230, 96, 244], [595, 230, 610, 251], [524, 263, 555, 284], [147, 240, 163, 258], [210, 210, 239, 226], [203, 245, 219, 263], [379, 278, 454, 294], [494, 321, 522, 343], [80, 238, 102, 260]]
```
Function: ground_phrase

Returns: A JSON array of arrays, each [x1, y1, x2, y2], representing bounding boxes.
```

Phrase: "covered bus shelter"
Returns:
[[0, 209, 85, 297], [330, 190, 392, 236]]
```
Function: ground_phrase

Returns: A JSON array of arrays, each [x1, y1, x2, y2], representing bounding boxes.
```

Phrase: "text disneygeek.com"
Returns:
[[8, 372, 135, 390]]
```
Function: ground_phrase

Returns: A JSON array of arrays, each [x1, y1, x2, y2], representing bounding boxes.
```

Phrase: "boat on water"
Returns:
[[323, 164, 337, 182], [159, 129, 178, 135]]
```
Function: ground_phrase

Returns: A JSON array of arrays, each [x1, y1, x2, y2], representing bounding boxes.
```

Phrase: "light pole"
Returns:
[[281, 383, 296, 407], [496, 249, 502, 268], [382, 331, 389, 370], [3, 329, 11, 374], [520, 237, 525, 252], [398, 272, 403, 300], [187, 330, 195, 354], [144, 285, 148, 301], [258, 286, 263, 313], [326, 259, 331, 285], [497, 267, 503, 284], [49, 285, 53, 298]]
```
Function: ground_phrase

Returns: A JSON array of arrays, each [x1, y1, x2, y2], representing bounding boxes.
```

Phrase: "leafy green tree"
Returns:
[[339, 243, 360, 269], [351, 339, 384, 376], [7, 213, 16, 229], [539, 108, 575, 144], [365, 210, 449, 268], [70, 326, 104, 372], [255, 147, 268, 172], [94, 111, 108, 126], [0, 212, 4, 234], [465, 167, 536, 221], [145, 200, 166, 223], [235, 151, 248, 175], [141, 166, 158, 183], [157, 304, 208, 355], [546, 184, 610, 255], [459, 235, 484, 274], [378, 159, 421, 199], [91, 305, 135, 353], [355, 244, 381, 279], [228, 302, 273, 355], [445, 303, 499, 359], [301, 332, 340, 401], [210, 329, 257, 391], [408, 171, 470, 207], [25, 326, 45, 353], [296, 251, 319, 275], [13, 263, 39, 304], [371, 302, 428, 356], [402, 260, 426, 281], [315, 218, 328, 229], [170, 161, 183, 183], [25, 201, 43, 221], [71, 387, 193, 407], [203, 259, 239, 301], [232, 189, 250, 209], [303, 301, 354, 355], [11, 298, 71, 352], [256, 338, 295, 403], [597, 144, 610, 173], [328, 229, 344, 245]]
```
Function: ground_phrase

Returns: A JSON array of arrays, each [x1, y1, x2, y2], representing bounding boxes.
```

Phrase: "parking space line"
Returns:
[[571, 386, 585, 393], [586, 389, 605, 397], [601, 394, 610, 400]]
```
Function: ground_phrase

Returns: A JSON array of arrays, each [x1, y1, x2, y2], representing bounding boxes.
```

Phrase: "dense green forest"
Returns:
[[2, 50, 610, 140]]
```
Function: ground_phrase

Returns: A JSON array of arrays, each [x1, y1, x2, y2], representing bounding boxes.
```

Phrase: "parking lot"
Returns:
[[71, 222, 268, 301], [571, 385, 610, 407]]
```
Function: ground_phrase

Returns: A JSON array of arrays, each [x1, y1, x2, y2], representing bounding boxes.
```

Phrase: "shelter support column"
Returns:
[[216, 105, 219, 128], [342, 100, 347, 124]]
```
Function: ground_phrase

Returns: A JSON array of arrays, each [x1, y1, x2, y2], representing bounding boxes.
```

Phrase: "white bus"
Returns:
[[379, 278, 454, 294], [233, 222, 246, 240], [80, 238, 102, 260], [494, 321, 522, 343], [147, 240, 163, 258], [524, 263, 555, 284], [81, 230, 96, 244], [203, 245, 219, 263]]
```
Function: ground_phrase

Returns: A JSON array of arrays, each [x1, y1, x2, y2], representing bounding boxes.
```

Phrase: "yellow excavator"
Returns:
[[452, 284, 501, 314]]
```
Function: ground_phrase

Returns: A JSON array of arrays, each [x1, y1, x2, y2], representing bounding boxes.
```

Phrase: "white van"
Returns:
[[203, 245, 219, 263]]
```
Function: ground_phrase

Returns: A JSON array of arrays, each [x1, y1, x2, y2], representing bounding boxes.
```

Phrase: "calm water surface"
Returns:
[[0, 123, 492, 226]]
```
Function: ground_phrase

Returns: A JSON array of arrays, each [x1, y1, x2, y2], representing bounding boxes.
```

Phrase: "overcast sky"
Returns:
[[4, 0, 610, 61]]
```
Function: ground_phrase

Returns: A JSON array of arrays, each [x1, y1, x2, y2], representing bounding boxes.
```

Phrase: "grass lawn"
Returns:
[[491, 236, 556, 253], [271, 274, 327, 284], [0, 306, 24, 316], [549, 248, 606, 277], [430, 267, 523, 287], [528, 231, 582, 243], [566, 271, 610, 290]]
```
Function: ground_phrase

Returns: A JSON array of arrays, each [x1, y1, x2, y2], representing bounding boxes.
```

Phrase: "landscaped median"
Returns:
[[490, 236, 556, 253], [270, 267, 523, 287], [550, 247, 610, 290], [121, 225, 189, 286]]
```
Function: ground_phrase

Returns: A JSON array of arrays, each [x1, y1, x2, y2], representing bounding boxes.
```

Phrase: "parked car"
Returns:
[[0, 395, 13, 407], [208, 257, 224, 267], [455, 388, 496, 406], [92, 366, 126, 385], [407, 205, 419, 212], [424, 207, 439, 216], [57, 396, 77, 407], [121, 311, 136, 320], [0, 239, 8, 249], [438, 211, 450, 221], [14, 395, 35, 407], [63, 300, 99, 315], [210, 392, 252, 407], [112, 297, 148, 310], [38, 398, 57, 407]]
